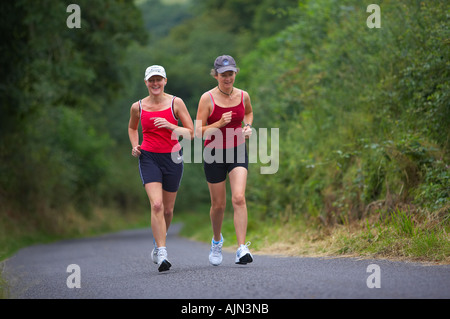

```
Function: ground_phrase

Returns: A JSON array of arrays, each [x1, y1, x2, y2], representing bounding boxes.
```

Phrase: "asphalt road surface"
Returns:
[[2, 225, 450, 301]]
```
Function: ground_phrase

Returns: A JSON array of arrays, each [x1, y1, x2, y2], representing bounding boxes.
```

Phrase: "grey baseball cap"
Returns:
[[214, 55, 238, 73]]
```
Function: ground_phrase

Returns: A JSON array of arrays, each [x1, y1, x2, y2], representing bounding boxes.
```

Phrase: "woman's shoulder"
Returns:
[[237, 88, 250, 103], [205, 89, 216, 96], [131, 100, 141, 110], [172, 95, 186, 107], [199, 90, 214, 102]]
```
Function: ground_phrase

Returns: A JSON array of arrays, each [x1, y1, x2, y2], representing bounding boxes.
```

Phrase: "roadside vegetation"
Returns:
[[177, 205, 449, 264], [172, 0, 449, 264]]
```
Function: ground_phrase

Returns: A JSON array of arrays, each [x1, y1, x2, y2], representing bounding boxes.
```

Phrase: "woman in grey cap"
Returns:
[[195, 55, 254, 266], [128, 65, 194, 272]]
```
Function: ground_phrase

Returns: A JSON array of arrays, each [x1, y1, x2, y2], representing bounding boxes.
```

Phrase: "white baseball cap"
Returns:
[[144, 65, 166, 80]]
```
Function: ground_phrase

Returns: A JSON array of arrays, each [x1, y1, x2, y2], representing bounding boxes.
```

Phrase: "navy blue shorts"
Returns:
[[203, 144, 248, 184], [139, 149, 183, 192]]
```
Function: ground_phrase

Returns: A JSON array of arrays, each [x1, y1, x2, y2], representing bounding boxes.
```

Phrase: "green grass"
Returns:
[[176, 205, 450, 264], [335, 208, 450, 263]]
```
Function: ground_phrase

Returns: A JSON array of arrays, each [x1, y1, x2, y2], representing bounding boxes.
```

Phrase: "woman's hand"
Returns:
[[242, 125, 252, 139], [152, 117, 175, 130], [131, 145, 141, 157], [219, 111, 233, 127]]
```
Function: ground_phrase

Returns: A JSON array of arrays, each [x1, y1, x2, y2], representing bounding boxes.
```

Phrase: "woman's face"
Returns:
[[146, 76, 167, 95], [215, 71, 236, 89]]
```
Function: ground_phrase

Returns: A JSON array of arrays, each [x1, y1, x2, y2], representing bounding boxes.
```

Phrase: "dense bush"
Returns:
[[0, 0, 147, 222], [240, 0, 449, 224]]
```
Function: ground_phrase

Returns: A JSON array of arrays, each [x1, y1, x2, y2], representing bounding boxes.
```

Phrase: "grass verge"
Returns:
[[176, 205, 450, 265], [333, 208, 450, 263]]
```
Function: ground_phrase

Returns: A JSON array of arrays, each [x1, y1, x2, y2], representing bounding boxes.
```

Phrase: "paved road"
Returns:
[[2, 225, 450, 301]]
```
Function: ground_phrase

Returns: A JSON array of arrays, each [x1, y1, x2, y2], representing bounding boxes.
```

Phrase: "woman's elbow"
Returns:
[[194, 126, 203, 139], [188, 128, 195, 140]]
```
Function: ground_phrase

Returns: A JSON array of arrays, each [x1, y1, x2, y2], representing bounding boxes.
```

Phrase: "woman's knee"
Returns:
[[232, 194, 246, 207], [151, 200, 163, 212], [164, 207, 174, 217], [211, 201, 226, 214]]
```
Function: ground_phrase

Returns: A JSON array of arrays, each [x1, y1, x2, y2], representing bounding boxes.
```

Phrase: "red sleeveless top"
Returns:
[[139, 96, 181, 153], [204, 90, 245, 149]]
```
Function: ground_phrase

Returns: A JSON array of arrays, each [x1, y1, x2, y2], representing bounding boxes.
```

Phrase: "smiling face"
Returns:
[[145, 75, 167, 95], [215, 71, 236, 90]]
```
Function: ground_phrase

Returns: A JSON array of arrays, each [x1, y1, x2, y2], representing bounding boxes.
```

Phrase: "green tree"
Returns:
[[0, 0, 147, 220]]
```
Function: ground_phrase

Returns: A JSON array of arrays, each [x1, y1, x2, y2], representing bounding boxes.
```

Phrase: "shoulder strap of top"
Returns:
[[208, 92, 215, 117], [171, 96, 178, 120], [208, 92, 215, 107], [138, 100, 142, 118]]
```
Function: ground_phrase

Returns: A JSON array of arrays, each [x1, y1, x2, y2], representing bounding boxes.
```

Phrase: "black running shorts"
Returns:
[[139, 149, 183, 192], [203, 144, 248, 184]]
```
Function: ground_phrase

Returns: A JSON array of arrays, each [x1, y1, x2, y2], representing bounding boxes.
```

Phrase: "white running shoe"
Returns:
[[152, 234, 168, 265], [209, 234, 223, 266], [151, 247, 158, 264], [235, 242, 253, 264], [156, 247, 171, 272], [151, 237, 158, 264]]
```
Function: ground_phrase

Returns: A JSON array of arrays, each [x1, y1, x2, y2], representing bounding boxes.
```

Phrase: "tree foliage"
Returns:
[[239, 0, 449, 223], [0, 0, 147, 218]]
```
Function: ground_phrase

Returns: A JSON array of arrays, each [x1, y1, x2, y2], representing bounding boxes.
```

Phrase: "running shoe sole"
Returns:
[[236, 253, 253, 265], [209, 257, 222, 266], [158, 259, 172, 272]]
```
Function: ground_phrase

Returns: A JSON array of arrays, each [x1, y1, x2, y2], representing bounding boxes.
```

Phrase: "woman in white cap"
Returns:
[[128, 65, 194, 272], [195, 55, 254, 266]]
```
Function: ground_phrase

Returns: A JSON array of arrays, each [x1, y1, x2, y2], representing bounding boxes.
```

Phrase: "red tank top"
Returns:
[[204, 90, 245, 149], [139, 96, 181, 153]]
